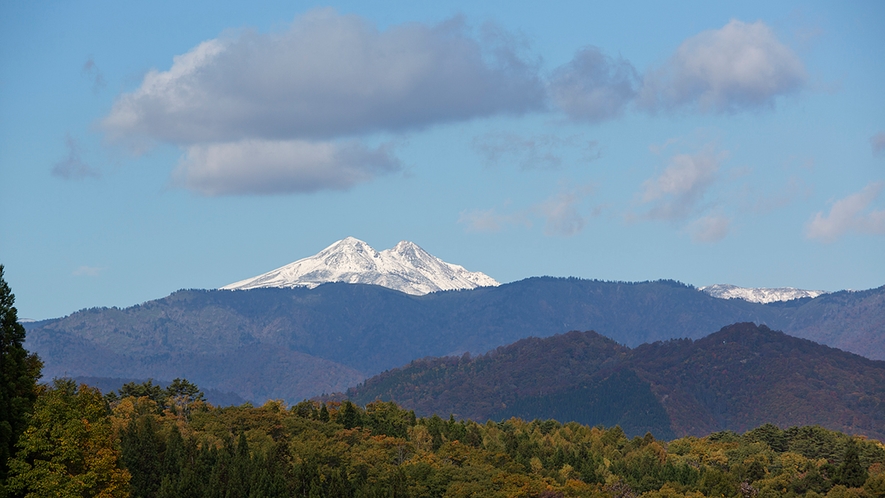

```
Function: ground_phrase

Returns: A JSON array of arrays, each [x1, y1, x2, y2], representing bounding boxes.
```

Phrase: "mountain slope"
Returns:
[[346, 323, 885, 440], [24, 278, 885, 403], [631, 323, 885, 437], [777, 287, 885, 358], [29, 322, 364, 401], [221, 237, 499, 295]]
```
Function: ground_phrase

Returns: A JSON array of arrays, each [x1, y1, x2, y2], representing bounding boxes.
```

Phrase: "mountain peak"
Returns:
[[700, 284, 827, 303], [221, 237, 499, 295]]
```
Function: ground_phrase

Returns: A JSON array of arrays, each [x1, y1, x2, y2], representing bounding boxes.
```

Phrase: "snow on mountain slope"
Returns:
[[221, 237, 500, 295], [700, 284, 827, 304]]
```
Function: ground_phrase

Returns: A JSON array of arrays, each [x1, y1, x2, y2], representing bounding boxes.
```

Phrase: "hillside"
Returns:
[[14, 379, 885, 497], [346, 323, 885, 440], [24, 278, 885, 402]]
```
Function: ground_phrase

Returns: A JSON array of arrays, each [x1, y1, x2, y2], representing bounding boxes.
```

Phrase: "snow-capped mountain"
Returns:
[[700, 284, 827, 304], [221, 237, 500, 295]]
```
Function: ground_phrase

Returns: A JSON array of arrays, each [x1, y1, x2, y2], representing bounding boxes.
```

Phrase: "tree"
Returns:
[[338, 401, 362, 430], [0, 265, 42, 483], [165, 378, 204, 421], [120, 415, 162, 497], [112, 379, 167, 407], [6, 379, 130, 497], [834, 440, 868, 488]]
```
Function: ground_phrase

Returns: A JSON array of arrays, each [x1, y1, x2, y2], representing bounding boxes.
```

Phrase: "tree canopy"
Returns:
[[0, 265, 42, 485], [7, 379, 885, 497]]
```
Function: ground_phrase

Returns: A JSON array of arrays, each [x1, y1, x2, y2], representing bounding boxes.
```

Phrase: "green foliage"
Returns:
[[0, 265, 42, 484], [6, 379, 129, 497], [112, 379, 166, 406], [108, 377, 206, 418], [121, 415, 162, 497], [834, 441, 868, 488], [9, 373, 885, 497]]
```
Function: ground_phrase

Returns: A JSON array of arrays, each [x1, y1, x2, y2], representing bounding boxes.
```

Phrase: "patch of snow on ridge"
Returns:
[[700, 284, 827, 304], [221, 237, 500, 295]]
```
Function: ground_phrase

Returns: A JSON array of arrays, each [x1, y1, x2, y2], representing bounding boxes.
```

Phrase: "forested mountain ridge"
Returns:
[[346, 323, 885, 441], [24, 278, 885, 403]]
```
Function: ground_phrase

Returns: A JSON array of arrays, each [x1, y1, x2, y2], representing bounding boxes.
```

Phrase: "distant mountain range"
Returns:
[[25, 278, 885, 403], [699, 284, 828, 303], [221, 237, 828, 304], [344, 323, 885, 440], [221, 237, 499, 295]]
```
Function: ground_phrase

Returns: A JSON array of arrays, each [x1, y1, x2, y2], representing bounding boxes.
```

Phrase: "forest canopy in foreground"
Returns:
[[4, 379, 885, 498]]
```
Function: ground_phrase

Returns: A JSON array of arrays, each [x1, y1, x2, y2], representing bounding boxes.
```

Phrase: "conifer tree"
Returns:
[[121, 415, 162, 497], [338, 400, 362, 429], [0, 265, 42, 483], [835, 440, 868, 488], [228, 431, 252, 497]]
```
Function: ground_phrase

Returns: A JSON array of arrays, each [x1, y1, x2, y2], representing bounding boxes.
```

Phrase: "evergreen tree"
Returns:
[[227, 432, 252, 498], [115, 379, 167, 408], [0, 265, 42, 483], [835, 440, 868, 488], [338, 401, 362, 429], [162, 424, 185, 479], [166, 378, 204, 421], [121, 415, 162, 497]]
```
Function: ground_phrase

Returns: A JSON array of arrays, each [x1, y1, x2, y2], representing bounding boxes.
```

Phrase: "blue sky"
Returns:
[[1, 1, 883, 319]]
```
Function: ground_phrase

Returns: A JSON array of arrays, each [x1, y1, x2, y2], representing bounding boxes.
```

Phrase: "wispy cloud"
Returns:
[[72, 265, 105, 277], [458, 205, 531, 233], [639, 145, 726, 221], [52, 134, 100, 180], [737, 175, 811, 214], [686, 214, 731, 242], [459, 184, 598, 237], [534, 185, 597, 236], [638, 20, 806, 113], [471, 132, 600, 170], [82, 56, 106, 93], [871, 132, 885, 156], [806, 182, 885, 242]]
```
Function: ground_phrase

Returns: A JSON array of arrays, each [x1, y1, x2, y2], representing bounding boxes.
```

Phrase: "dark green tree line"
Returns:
[[0, 265, 42, 493]]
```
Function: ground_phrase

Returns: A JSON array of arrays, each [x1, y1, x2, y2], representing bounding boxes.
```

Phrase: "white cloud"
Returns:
[[471, 132, 600, 170], [548, 46, 638, 123], [871, 132, 885, 155], [102, 9, 544, 146], [639, 20, 806, 113], [640, 145, 726, 220], [687, 214, 731, 242], [172, 140, 401, 196], [805, 182, 885, 242], [52, 134, 100, 180]]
